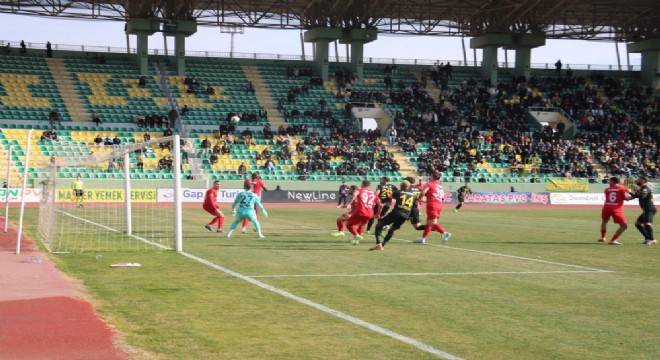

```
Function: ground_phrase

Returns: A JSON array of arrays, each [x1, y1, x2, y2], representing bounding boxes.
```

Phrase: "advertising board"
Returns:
[[157, 188, 242, 203], [550, 192, 660, 205], [57, 189, 157, 203]]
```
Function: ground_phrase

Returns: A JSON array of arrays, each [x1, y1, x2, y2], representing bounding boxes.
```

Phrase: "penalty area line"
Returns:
[[299, 225, 612, 273], [398, 239, 612, 273], [179, 251, 463, 360], [249, 270, 611, 279]]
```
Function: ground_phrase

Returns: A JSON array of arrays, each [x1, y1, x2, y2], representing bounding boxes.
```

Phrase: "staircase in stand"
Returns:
[[579, 146, 607, 178], [186, 155, 209, 182], [0, 147, 22, 187], [381, 140, 418, 178], [241, 65, 287, 128], [425, 79, 442, 102], [424, 78, 455, 111], [46, 58, 88, 122]]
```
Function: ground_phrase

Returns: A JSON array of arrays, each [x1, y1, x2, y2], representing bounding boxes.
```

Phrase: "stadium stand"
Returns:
[[0, 54, 69, 123], [258, 63, 344, 128], [0, 126, 192, 182], [170, 58, 265, 127], [0, 48, 657, 185], [64, 56, 169, 125]]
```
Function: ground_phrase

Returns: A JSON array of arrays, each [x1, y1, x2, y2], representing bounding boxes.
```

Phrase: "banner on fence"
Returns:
[[550, 192, 660, 205], [0, 188, 42, 203], [545, 179, 589, 192], [157, 188, 242, 203], [57, 189, 157, 203], [447, 192, 550, 205]]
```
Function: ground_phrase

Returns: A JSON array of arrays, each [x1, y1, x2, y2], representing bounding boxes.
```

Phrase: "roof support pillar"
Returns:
[[126, 18, 159, 76], [505, 34, 546, 80], [340, 29, 378, 83], [136, 33, 149, 76], [304, 27, 342, 81], [470, 34, 513, 83], [628, 39, 660, 88], [164, 20, 198, 76], [174, 34, 186, 76]]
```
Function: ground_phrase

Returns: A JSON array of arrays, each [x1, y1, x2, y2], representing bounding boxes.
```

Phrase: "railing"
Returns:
[[0, 39, 641, 71]]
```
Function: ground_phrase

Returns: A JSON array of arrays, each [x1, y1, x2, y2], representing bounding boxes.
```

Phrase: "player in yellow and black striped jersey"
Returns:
[[371, 180, 418, 251], [366, 177, 395, 233], [455, 182, 472, 212], [406, 176, 427, 231]]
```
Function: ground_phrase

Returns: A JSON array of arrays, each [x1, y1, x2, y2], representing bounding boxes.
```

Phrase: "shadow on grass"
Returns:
[[467, 241, 601, 245]]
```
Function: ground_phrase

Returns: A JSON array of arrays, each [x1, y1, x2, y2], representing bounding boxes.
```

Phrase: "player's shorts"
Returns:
[[426, 206, 443, 221], [458, 196, 465, 203], [377, 204, 390, 219], [601, 208, 626, 224], [203, 205, 220, 216], [379, 210, 409, 230], [346, 214, 371, 228], [409, 207, 420, 225], [637, 209, 657, 224], [74, 189, 84, 197], [338, 212, 352, 221], [236, 209, 258, 223]]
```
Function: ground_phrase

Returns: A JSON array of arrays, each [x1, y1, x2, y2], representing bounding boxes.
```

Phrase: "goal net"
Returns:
[[36, 135, 183, 253]]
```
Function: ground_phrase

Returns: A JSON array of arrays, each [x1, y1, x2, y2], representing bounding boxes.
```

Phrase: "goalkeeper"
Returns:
[[72, 175, 85, 208], [226, 182, 268, 239]]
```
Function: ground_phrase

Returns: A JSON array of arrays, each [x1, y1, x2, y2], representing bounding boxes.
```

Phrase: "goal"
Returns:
[[36, 135, 183, 253]]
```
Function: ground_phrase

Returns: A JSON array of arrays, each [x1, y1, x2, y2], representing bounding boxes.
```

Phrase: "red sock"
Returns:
[[209, 217, 219, 226], [600, 230, 606, 238], [348, 224, 358, 236], [217, 216, 224, 229], [242, 218, 248, 228], [336, 220, 345, 231], [611, 235, 620, 242], [422, 225, 432, 238], [432, 224, 445, 233], [357, 225, 365, 235]]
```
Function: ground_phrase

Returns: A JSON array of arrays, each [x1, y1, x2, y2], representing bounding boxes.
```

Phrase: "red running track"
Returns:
[[0, 218, 129, 360]]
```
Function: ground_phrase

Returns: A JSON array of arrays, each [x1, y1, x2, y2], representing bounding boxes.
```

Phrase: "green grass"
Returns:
[[18, 206, 660, 359]]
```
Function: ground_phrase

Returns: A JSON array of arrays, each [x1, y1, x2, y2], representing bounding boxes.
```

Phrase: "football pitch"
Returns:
[[19, 205, 660, 360]]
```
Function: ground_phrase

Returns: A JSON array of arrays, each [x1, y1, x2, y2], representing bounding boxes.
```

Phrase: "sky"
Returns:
[[0, 13, 641, 70]]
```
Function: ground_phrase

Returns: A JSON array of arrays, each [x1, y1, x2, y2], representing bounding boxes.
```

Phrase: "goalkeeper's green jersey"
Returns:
[[72, 179, 84, 190]]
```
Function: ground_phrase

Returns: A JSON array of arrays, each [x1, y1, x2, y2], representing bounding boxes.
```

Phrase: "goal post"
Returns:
[[36, 134, 183, 253]]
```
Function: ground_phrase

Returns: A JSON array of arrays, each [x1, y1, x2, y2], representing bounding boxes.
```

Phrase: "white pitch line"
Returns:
[[179, 251, 463, 360], [299, 225, 612, 273], [249, 270, 611, 278], [54, 213, 462, 359], [415, 241, 611, 273]]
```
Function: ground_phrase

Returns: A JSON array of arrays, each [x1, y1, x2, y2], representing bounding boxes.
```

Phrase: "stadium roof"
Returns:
[[1, 0, 658, 41]]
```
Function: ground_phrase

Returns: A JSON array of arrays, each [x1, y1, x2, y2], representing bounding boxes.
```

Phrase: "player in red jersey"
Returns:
[[600, 176, 631, 245], [345, 180, 377, 245], [416, 171, 451, 245], [332, 185, 359, 237], [242, 173, 268, 232], [203, 180, 225, 233]]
